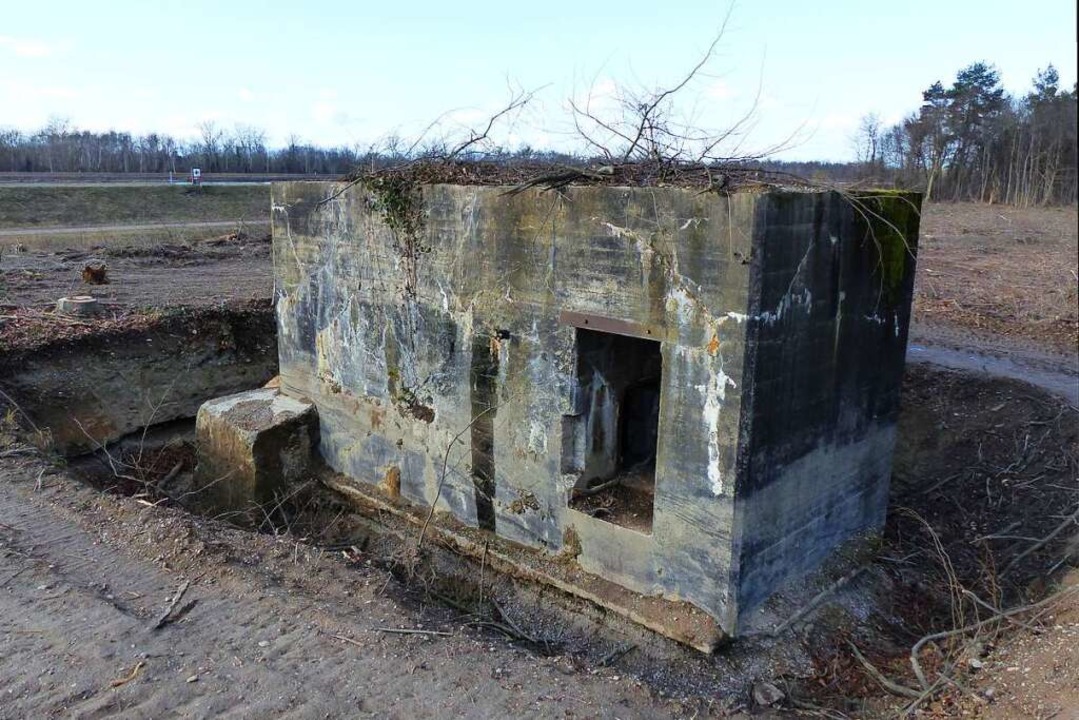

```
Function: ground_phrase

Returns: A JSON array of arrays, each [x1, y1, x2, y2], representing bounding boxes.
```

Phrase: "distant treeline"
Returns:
[[0, 119, 867, 187], [853, 63, 1076, 206], [0, 122, 361, 177], [1, 62, 1074, 206]]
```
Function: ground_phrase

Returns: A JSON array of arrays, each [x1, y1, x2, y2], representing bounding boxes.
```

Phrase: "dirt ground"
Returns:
[[1, 361, 1073, 719], [914, 202, 1078, 356], [0, 454, 694, 720], [0, 237, 272, 311], [1, 200, 1077, 718]]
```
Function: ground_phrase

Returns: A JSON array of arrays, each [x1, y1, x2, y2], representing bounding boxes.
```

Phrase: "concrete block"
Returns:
[[194, 388, 318, 521], [56, 295, 100, 316]]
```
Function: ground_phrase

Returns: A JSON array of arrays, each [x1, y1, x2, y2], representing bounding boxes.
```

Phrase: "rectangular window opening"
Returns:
[[565, 327, 661, 533]]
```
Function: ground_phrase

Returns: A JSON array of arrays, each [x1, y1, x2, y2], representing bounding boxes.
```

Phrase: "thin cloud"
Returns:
[[819, 112, 859, 131], [704, 79, 736, 101], [0, 35, 58, 59]]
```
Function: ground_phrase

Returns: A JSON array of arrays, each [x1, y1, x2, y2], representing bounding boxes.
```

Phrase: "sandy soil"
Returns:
[[915, 202, 1078, 355], [0, 455, 701, 720], [1, 362, 1073, 719], [976, 570, 1079, 720]]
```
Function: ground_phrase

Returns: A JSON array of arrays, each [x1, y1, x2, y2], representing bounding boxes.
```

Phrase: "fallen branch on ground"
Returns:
[[331, 634, 363, 647], [151, 579, 191, 630], [597, 643, 637, 668], [109, 660, 146, 688], [1001, 506, 1079, 577], [769, 567, 867, 637], [374, 626, 452, 637], [0, 446, 37, 458], [847, 640, 921, 699], [910, 583, 1078, 691]]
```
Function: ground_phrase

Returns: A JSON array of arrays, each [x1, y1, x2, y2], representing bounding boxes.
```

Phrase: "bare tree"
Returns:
[[196, 120, 224, 171], [852, 112, 883, 170]]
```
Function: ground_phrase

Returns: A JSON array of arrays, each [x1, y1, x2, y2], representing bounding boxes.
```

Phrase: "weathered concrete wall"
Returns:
[[271, 182, 919, 633], [730, 192, 919, 622]]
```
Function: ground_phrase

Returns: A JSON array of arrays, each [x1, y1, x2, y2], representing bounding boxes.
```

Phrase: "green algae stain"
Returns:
[[852, 192, 921, 304]]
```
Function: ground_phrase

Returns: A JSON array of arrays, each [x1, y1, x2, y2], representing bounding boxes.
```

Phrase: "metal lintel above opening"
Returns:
[[558, 310, 662, 341]]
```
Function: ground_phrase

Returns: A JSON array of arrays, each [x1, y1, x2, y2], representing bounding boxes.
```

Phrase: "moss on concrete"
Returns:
[[851, 192, 921, 303]]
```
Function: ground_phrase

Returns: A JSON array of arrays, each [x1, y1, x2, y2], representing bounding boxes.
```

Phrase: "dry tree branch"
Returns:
[[900, 507, 967, 630], [72, 416, 144, 488], [832, 189, 921, 308], [316, 87, 540, 209], [567, 96, 630, 161], [0, 387, 41, 435], [563, 5, 817, 179], [443, 86, 539, 162], [415, 403, 499, 549], [847, 640, 922, 699], [620, 12, 732, 163], [1001, 505, 1079, 577], [403, 107, 473, 158], [908, 583, 1078, 693]]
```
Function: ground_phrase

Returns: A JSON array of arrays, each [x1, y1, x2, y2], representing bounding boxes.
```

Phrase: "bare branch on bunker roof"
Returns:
[[563, 10, 792, 179], [618, 27, 728, 164], [443, 86, 539, 163], [320, 87, 539, 207], [324, 20, 833, 198]]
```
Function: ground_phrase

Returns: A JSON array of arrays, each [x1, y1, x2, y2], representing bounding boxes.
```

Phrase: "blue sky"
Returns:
[[1, 0, 1075, 161]]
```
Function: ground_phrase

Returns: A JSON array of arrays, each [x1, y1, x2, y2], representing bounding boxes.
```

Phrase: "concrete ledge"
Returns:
[[194, 388, 318, 522], [322, 473, 725, 653]]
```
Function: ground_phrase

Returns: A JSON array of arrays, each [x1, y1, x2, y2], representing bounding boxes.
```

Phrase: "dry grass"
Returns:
[[0, 184, 269, 229], [1, 222, 270, 252]]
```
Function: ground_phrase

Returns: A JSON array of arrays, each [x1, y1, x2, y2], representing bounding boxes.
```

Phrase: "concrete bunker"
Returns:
[[264, 178, 920, 642]]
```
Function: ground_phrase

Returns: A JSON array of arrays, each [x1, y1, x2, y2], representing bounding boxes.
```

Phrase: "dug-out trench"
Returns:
[[0, 302, 278, 457], [2, 311, 1076, 707]]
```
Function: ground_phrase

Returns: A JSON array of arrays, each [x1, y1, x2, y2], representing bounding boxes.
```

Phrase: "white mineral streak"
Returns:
[[437, 280, 450, 312], [607, 216, 743, 497], [726, 288, 814, 326], [682, 348, 737, 498], [758, 288, 812, 325], [494, 324, 511, 402], [679, 217, 707, 231]]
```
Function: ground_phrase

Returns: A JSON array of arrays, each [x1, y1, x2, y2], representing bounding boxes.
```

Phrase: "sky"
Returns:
[[1, 0, 1075, 162]]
